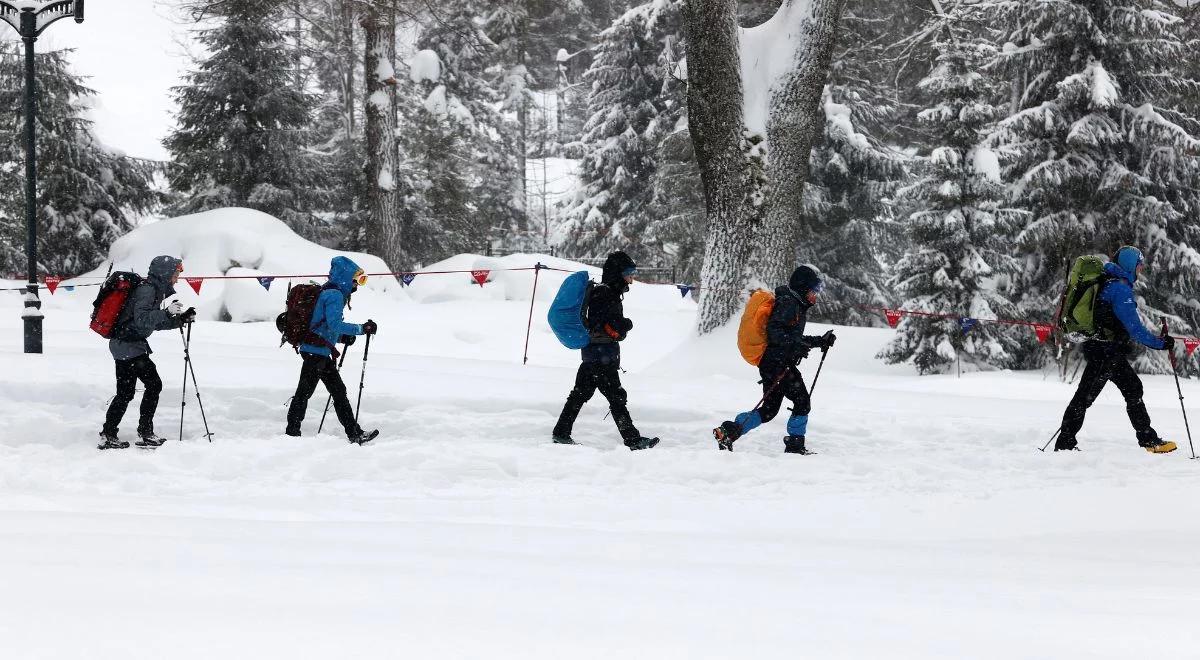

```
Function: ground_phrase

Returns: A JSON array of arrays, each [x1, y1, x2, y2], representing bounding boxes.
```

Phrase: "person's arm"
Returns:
[[1106, 282, 1165, 349], [321, 290, 363, 337], [128, 286, 177, 337]]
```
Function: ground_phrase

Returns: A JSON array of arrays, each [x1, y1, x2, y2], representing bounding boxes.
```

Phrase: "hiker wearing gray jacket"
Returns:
[[99, 255, 195, 450]]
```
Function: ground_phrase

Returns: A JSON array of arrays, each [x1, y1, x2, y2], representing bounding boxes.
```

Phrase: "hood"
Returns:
[[328, 256, 362, 295], [788, 265, 822, 295], [1103, 261, 1135, 286], [147, 255, 181, 295], [601, 251, 637, 292], [1113, 246, 1143, 283]]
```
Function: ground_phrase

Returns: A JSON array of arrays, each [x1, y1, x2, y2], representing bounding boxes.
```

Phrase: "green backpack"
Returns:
[[1059, 255, 1110, 339]]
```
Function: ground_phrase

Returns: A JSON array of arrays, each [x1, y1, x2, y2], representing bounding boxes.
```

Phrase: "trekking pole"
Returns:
[[807, 337, 834, 399], [1038, 427, 1061, 452], [522, 263, 543, 365], [355, 332, 372, 425], [317, 340, 353, 434], [178, 324, 189, 442], [183, 321, 214, 442], [1163, 320, 1196, 459]]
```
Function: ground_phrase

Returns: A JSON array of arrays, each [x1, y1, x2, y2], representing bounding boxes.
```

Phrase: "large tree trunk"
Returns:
[[363, 1, 401, 268], [750, 0, 847, 287], [682, 0, 756, 335]]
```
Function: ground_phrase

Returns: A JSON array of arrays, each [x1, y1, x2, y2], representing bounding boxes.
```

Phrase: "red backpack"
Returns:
[[90, 272, 144, 338], [275, 282, 339, 357]]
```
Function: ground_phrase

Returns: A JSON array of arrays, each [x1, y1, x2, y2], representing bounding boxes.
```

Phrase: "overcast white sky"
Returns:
[[4, 1, 190, 161]]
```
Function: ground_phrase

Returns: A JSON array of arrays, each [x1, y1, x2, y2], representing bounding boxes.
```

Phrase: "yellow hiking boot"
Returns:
[[1141, 439, 1178, 454]]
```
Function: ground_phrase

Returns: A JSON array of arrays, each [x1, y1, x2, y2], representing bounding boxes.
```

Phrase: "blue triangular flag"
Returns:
[[677, 284, 692, 298], [960, 317, 978, 334], [402, 273, 416, 286], [258, 277, 274, 291]]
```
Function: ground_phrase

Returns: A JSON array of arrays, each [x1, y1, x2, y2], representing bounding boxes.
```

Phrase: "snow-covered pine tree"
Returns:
[[0, 47, 158, 276], [988, 0, 1200, 373], [165, 0, 326, 238], [556, 0, 679, 265], [878, 37, 1026, 374]]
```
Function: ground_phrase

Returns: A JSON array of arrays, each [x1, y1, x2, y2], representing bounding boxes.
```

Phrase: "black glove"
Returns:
[[796, 347, 811, 361], [179, 307, 197, 324], [1162, 335, 1176, 352], [822, 330, 837, 350], [362, 320, 378, 335], [340, 334, 357, 346]]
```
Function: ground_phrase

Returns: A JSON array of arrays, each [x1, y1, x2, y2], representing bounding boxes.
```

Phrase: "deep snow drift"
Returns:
[[3, 242, 1200, 657]]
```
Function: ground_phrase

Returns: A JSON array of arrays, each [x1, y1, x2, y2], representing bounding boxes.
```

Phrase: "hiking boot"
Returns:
[[284, 428, 301, 438], [624, 436, 660, 451], [97, 433, 129, 451], [1054, 435, 1079, 452], [349, 429, 379, 446], [783, 435, 811, 455], [135, 432, 168, 448], [713, 421, 740, 451], [552, 435, 578, 445], [1139, 437, 1177, 454]]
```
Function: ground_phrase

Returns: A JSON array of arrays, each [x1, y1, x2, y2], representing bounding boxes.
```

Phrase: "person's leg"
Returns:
[[1057, 356, 1112, 449], [781, 371, 811, 454], [134, 356, 163, 437], [103, 358, 139, 436], [715, 366, 789, 444], [285, 354, 324, 435], [1108, 358, 1160, 444], [596, 363, 640, 441], [317, 355, 360, 437], [553, 362, 598, 439]]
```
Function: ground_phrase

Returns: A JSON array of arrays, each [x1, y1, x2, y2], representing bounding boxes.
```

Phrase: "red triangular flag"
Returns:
[[471, 270, 490, 287], [884, 309, 902, 328], [1034, 324, 1053, 344], [44, 276, 61, 295], [185, 277, 203, 294], [1184, 338, 1200, 357]]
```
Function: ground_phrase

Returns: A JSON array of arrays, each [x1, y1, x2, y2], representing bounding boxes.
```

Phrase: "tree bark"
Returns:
[[363, 1, 401, 268], [750, 0, 847, 288], [682, 0, 755, 335]]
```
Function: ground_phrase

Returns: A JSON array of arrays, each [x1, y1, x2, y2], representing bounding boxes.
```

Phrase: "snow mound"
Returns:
[[72, 208, 402, 323]]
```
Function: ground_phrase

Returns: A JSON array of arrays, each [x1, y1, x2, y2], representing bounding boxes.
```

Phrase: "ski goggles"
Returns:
[[622, 266, 638, 277], [353, 269, 368, 287]]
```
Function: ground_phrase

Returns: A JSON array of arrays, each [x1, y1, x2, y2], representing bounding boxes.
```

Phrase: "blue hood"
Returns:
[[1103, 261, 1135, 286], [328, 256, 361, 295], [1112, 246, 1143, 284]]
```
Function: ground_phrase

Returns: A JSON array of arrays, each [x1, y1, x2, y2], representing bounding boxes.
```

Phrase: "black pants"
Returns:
[[1060, 347, 1157, 443], [286, 353, 360, 437], [553, 361, 639, 441], [102, 355, 162, 437], [758, 362, 811, 423]]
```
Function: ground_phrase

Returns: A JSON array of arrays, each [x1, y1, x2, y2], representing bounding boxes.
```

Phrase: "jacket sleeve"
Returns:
[[587, 287, 631, 340], [320, 290, 363, 337], [1106, 282, 1165, 349], [766, 295, 808, 347], [128, 285, 178, 338]]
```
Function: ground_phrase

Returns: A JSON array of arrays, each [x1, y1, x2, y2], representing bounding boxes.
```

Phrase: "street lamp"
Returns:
[[0, 0, 84, 354]]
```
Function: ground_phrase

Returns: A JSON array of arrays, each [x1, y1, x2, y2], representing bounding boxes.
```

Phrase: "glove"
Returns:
[[1162, 335, 1176, 352], [179, 307, 197, 324], [822, 331, 837, 349], [340, 334, 357, 346], [167, 300, 184, 316], [362, 320, 378, 335]]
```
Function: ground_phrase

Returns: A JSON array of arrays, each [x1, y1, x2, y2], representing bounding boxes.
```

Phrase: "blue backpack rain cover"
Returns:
[[547, 271, 593, 349]]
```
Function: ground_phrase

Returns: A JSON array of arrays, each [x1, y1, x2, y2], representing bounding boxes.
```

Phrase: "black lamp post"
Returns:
[[0, 0, 84, 354]]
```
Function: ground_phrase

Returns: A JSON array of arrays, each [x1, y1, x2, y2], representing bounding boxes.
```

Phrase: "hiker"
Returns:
[[1055, 246, 1176, 453], [99, 255, 195, 450], [284, 256, 379, 445], [552, 251, 659, 450], [713, 265, 836, 454]]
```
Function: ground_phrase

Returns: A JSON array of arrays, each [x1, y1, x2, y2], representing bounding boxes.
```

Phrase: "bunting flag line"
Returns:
[[471, 270, 490, 287], [257, 276, 274, 291], [884, 309, 902, 328], [1185, 337, 1200, 357], [1033, 324, 1054, 344], [401, 273, 416, 286], [185, 277, 204, 295], [677, 284, 692, 298], [959, 317, 977, 334], [44, 276, 61, 295]]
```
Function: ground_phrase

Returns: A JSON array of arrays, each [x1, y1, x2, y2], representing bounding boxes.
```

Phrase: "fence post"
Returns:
[[523, 263, 544, 365]]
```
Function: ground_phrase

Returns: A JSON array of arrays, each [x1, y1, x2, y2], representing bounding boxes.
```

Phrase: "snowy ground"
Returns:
[[3, 263, 1200, 658]]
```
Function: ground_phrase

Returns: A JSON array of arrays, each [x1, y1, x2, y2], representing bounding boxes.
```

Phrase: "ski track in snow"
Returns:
[[3, 279, 1200, 658]]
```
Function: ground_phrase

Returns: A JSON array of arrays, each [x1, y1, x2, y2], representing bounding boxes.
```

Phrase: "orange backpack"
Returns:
[[737, 289, 775, 365]]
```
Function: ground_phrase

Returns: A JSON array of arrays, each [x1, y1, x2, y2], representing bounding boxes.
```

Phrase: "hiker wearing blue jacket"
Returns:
[[285, 256, 379, 445], [1056, 246, 1176, 453]]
